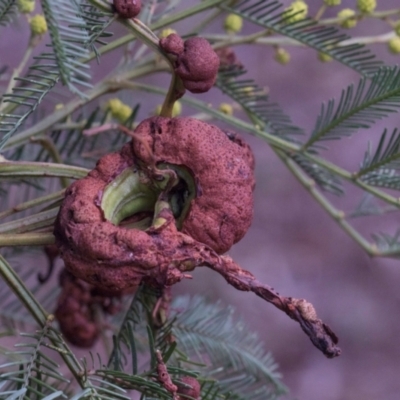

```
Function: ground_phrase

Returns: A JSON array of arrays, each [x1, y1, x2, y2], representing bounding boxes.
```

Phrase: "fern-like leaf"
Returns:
[[216, 65, 303, 140], [40, 0, 92, 96], [201, 373, 281, 400], [108, 285, 158, 373], [304, 67, 400, 150], [355, 129, 400, 189], [372, 230, 400, 257], [223, 0, 381, 77], [350, 194, 398, 218], [49, 106, 137, 167], [170, 296, 287, 399], [0, 105, 138, 215], [359, 170, 400, 190], [290, 153, 343, 195], [0, 63, 59, 149], [0, 0, 17, 28], [0, 328, 69, 399], [72, 1, 114, 60], [69, 362, 130, 400], [358, 128, 400, 176], [0, 258, 59, 332], [0, 1, 115, 148]]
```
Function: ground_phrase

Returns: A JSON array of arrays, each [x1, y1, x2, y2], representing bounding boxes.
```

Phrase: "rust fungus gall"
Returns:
[[55, 269, 128, 347], [215, 47, 243, 69], [55, 270, 102, 347], [177, 377, 201, 400], [130, 117, 255, 253], [160, 34, 220, 93], [54, 117, 341, 357], [113, 0, 141, 19]]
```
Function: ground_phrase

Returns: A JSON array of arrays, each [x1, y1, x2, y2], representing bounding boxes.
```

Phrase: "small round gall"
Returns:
[[113, 0, 141, 19]]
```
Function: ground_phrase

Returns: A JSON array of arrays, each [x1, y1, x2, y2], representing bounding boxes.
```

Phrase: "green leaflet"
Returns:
[[0, 329, 69, 399], [0, 0, 17, 28], [305, 66, 400, 150], [170, 296, 287, 399], [357, 129, 400, 190], [216, 65, 303, 140], [222, 0, 382, 77], [40, 0, 92, 95], [0, 0, 114, 149]]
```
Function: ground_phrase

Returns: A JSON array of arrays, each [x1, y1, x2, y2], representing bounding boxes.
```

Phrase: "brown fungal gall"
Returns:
[[54, 116, 254, 291], [113, 0, 141, 19], [131, 117, 255, 253], [55, 269, 100, 347], [215, 47, 243, 69], [159, 33, 184, 56], [53, 123, 340, 356], [293, 298, 318, 322], [160, 34, 220, 93], [176, 377, 201, 400], [55, 269, 127, 347]]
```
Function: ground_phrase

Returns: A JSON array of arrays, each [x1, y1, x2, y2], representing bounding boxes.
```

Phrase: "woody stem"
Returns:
[[160, 73, 185, 117]]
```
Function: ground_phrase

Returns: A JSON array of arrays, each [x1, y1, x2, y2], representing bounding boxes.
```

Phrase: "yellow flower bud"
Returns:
[[159, 28, 177, 39], [324, 0, 341, 6], [224, 14, 243, 34], [107, 98, 122, 113], [274, 48, 291, 65], [154, 101, 182, 117], [242, 86, 254, 96], [55, 103, 64, 111], [388, 37, 400, 54], [318, 52, 333, 62], [116, 104, 132, 122], [17, 0, 35, 14], [30, 14, 47, 36], [219, 103, 233, 115], [282, 1, 308, 24], [171, 101, 182, 117], [337, 9, 357, 29], [107, 98, 132, 122], [356, 0, 376, 14]]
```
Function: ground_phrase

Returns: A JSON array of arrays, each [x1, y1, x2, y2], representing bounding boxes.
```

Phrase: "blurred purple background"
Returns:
[[2, 0, 400, 399]]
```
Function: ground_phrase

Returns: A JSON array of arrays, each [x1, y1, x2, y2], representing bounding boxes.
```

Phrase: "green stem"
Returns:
[[191, 8, 225, 34], [190, 0, 240, 34], [90, 0, 162, 54], [275, 149, 376, 256], [0, 232, 55, 246], [0, 189, 65, 221], [320, 8, 400, 25], [0, 254, 88, 388], [0, 208, 58, 234], [90, 0, 185, 119], [160, 73, 185, 118], [0, 254, 48, 325], [0, 45, 35, 113], [212, 29, 271, 50], [31, 137, 69, 188], [0, 162, 89, 179], [4, 59, 167, 150], [314, 4, 327, 21], [89, 0, 229, 58], [205, 31, 396, 48]]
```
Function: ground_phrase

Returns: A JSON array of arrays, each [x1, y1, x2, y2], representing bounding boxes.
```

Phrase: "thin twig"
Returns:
[[206, 255, 341, 358]]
